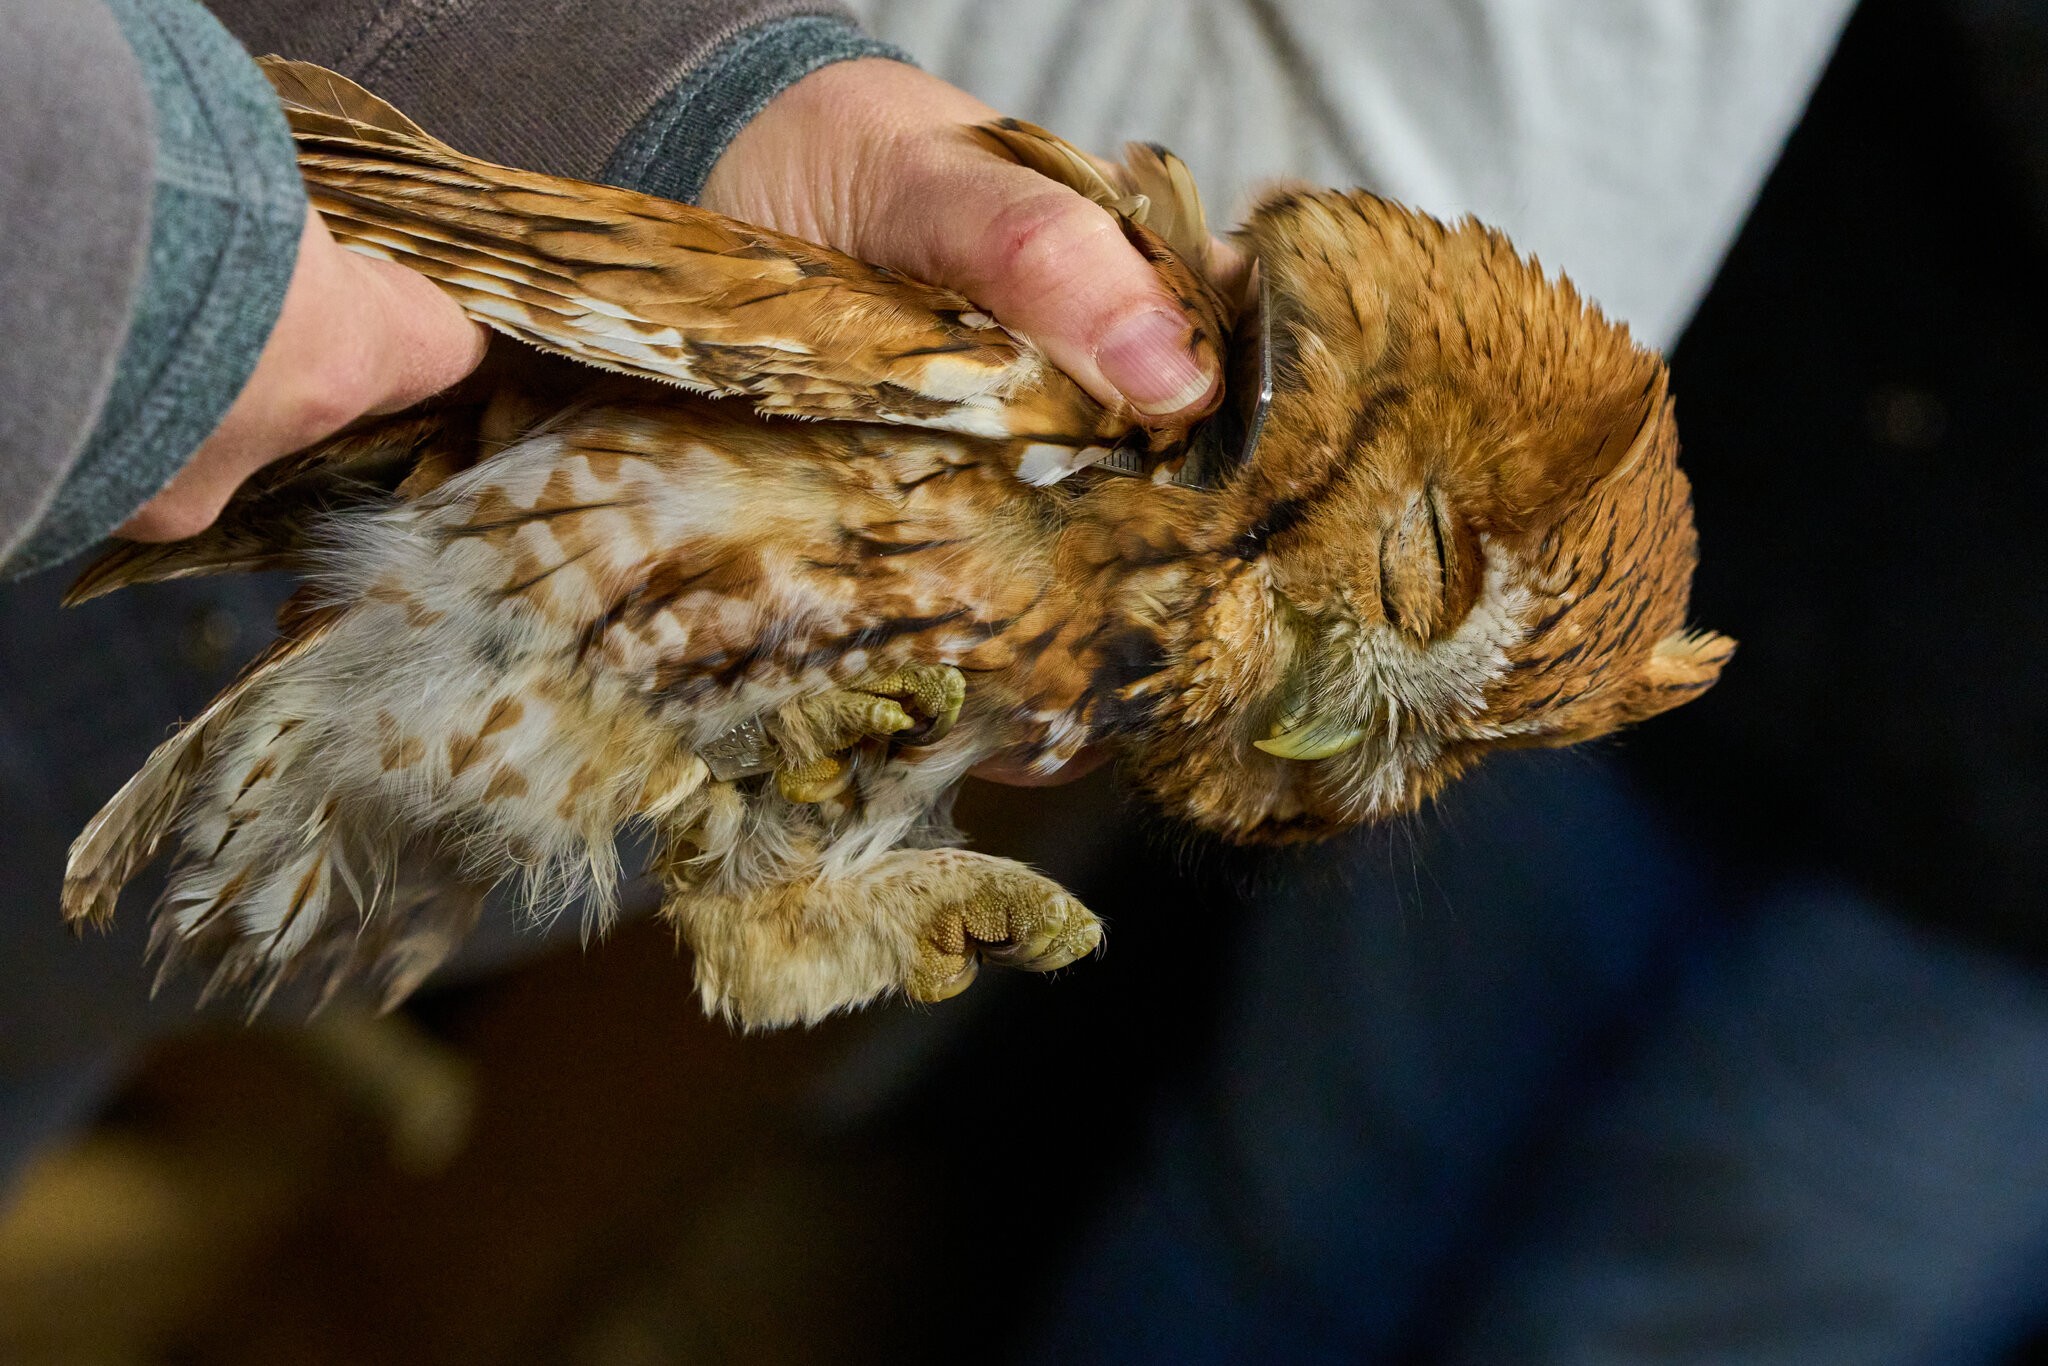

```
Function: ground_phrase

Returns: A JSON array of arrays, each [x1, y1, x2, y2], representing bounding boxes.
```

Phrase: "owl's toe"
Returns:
[[906, 865, 1102, 1003], [906, 946, 979, 1003], [775, 753, 853, 804], [859, 664, 965, 746], [797, 692, 915, 753]]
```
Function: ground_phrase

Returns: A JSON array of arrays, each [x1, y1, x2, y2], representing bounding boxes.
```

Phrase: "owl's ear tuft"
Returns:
[[1625, 628, 1735, 721], [1585, 367, 1671, 490], [1522, 627, 1733, 748]]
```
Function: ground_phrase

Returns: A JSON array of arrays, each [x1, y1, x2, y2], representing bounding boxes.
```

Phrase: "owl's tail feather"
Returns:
[[61, 609, 338, 932], [152, 826, 484, 1017], [137, 637, 486, 1015], [256, 58, 1126, 459]]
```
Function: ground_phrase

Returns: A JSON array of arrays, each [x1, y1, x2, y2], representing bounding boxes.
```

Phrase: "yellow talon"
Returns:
[[776, 753, 852, 803]]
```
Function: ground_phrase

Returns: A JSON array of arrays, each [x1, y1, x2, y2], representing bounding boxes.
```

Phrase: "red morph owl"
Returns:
[[61, 61, 1732, 1027]]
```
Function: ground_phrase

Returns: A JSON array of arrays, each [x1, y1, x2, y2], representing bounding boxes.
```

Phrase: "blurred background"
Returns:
[[5, 0, 2048, 1360]]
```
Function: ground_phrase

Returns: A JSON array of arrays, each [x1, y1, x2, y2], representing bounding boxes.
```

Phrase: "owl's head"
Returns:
[[1128, 189, 1733, 842]]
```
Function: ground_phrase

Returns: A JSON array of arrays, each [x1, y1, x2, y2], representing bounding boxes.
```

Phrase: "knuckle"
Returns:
[[976, 192, 1123, 287]]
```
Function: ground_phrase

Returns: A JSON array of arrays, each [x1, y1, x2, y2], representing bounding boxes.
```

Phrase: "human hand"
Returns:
[[119, 206, 488, 542], [701, 58, 1235, 423]]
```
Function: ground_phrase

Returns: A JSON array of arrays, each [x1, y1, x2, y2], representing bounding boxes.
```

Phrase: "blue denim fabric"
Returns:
[[1447, 889, 2048, 1366], [1030, 751, 1714, 1364]]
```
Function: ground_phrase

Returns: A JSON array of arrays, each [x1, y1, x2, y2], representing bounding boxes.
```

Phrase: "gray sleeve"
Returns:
[[0, 1, 155, 571], [208, 1, 908, 198], [2, 0, 306, 578]]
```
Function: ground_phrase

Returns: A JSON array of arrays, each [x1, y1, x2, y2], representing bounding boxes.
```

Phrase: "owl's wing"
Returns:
[[67, 77, 1236, 606], [264, 59, 1138, 471], [62, 411, 458, 604]]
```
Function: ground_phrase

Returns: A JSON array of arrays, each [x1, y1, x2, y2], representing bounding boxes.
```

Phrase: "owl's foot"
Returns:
[[775, 752, 852, 804], [794, 664, 964, 753], [905, 861, 1103, 1003], [856, 664, 966, 746], [667, 847, 1102, 1028], [775, 665, 966, 804]]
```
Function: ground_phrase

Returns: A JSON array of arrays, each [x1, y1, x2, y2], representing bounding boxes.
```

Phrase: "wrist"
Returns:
[[605, 20, 914, 207]]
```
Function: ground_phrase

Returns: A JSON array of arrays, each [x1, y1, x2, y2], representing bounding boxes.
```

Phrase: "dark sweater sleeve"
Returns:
[[207, 1, 909, 198]]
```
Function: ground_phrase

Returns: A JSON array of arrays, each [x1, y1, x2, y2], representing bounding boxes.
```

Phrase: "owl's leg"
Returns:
[[662, 844, 1100, 1029], [772, 664, 967, 803]]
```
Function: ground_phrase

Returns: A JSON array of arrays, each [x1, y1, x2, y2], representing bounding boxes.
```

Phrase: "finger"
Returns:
[[346, 251, 489, 416], [1208, 236, 1255, 308], [896, 161, 1222, 420]]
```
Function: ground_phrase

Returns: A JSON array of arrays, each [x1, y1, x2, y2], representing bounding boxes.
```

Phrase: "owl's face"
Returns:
[[1128, 190, 1732, 841]]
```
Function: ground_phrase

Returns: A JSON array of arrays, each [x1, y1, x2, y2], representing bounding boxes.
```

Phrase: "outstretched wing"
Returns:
[[264, 58, 1138, 467], [68, 74, 1242, 605]]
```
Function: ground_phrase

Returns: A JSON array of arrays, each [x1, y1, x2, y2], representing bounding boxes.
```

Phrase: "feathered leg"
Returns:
[[661, 841, 1103, 1029]]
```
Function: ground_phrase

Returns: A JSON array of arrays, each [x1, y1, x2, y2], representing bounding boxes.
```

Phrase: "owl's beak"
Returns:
[[1253, 713, 1367, 760], [1250, 617, 1368, 761]]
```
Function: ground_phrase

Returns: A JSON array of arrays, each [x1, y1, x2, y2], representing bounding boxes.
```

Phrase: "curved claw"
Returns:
[[879, 665, 966, 747]]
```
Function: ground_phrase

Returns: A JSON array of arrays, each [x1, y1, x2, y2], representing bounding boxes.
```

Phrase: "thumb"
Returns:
[[896, 163, 1221, 420]]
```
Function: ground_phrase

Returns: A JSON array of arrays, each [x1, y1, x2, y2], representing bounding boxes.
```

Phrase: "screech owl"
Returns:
[[62, 61, 1732, 1026]]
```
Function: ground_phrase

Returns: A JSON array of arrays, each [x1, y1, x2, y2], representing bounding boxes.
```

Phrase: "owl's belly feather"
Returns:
[[149, 402, 1093, 1002]]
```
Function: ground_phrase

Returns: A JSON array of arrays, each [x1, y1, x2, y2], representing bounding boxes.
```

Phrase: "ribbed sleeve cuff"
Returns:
[[10, 0, 304, 575], [604, 14, 912, 203]]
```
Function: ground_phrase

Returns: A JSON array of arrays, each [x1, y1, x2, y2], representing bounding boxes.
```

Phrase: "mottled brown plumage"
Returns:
[[62, 62, 1729, 1025]]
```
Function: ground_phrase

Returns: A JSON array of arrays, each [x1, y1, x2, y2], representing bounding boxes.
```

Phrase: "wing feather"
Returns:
[[261, 58, 1132, 463], [1121, 142, 1213, 277], [61, 602, 339, 930], [63, 413, 458, 604], [974, 118, 1135, 208]]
